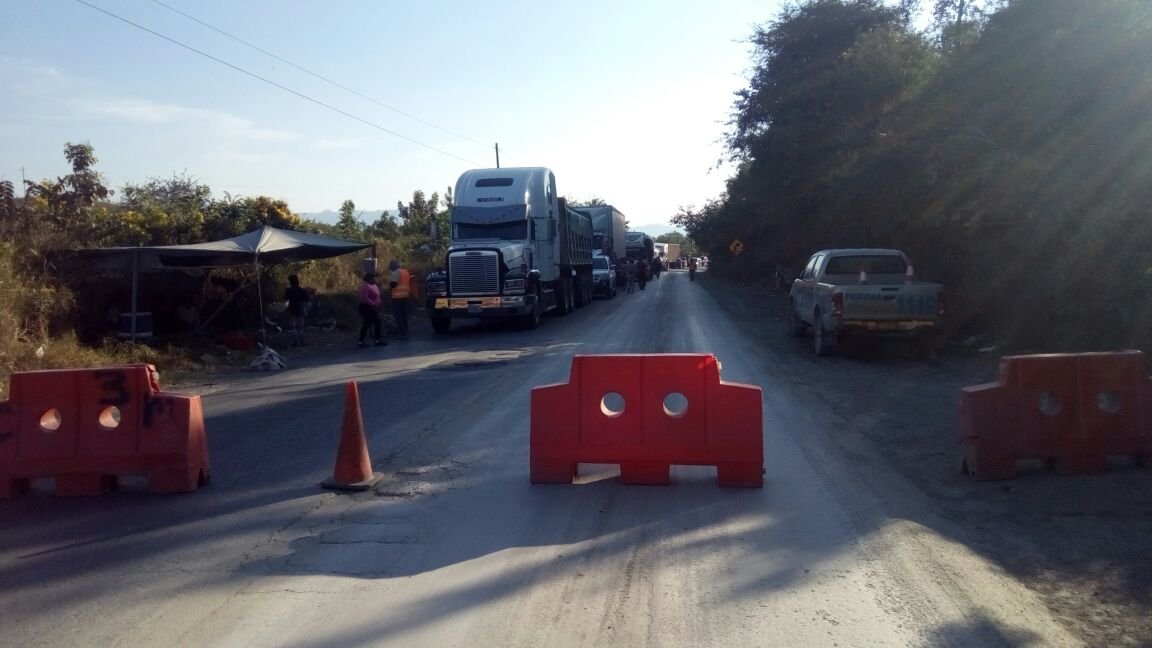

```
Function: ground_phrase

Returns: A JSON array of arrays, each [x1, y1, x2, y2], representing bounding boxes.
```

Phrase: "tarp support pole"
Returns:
[[131, 247, 139, 340], [255, 255, 265, 343]]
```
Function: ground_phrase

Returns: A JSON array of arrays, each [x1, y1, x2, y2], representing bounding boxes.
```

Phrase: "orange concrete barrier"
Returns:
[[530, 354, 763, 487], [0, 364, 209, 497], [960, 351, 1152, 480]]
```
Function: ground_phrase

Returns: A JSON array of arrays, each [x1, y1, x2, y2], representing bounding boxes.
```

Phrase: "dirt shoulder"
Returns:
[[706, 273, 1152, 647]]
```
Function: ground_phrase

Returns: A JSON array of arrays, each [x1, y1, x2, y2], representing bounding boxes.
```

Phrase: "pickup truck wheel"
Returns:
[[813, 312, 837, 356], [788, 307, 806, 337]]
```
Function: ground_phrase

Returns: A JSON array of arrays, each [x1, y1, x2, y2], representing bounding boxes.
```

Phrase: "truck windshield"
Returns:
[[454, 222, 528, 240], [451, 205, 528, 240], [824, 255, 907, 275], [593, 257, 610, 269]]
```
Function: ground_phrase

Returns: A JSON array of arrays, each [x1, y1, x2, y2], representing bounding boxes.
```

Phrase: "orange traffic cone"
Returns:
[[322, 381, 383, 491]]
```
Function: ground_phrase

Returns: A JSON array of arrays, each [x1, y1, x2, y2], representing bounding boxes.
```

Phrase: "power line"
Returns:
[[147, 0, 494, 150], [72, 0, 485, 166]]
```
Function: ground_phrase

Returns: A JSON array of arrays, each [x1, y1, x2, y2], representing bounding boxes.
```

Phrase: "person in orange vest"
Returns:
[[388, 259, 411, 338]]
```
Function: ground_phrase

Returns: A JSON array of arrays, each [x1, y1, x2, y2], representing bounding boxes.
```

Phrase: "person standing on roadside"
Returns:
[[388, 259, 411, 338], [357, 272, 387, 347], [283, 274, 311, 347]]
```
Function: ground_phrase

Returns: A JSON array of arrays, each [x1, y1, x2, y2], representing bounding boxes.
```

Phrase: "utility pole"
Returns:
[[495, 143, 500, 168]]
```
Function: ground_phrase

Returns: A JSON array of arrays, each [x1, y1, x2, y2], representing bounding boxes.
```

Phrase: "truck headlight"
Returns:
[[504, 278, 526, 295], [427, 280, 447, 296]]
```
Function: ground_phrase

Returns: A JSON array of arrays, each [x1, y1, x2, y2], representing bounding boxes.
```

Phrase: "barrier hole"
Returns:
[[663, 392, 689, 418], [39, 408, 62, 432], [1097, 390, 1122, 414], [98, 406, 122, 430], [1037, 392, 1062, 416], [600, 392, 625, 418]]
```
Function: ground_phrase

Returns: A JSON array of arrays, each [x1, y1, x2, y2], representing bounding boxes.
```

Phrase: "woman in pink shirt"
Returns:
[[357, 272, 387, 347]]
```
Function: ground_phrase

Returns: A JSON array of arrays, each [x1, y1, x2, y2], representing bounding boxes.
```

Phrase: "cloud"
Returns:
[[0, 57, 75, 98], [83, 98, 299, 142]]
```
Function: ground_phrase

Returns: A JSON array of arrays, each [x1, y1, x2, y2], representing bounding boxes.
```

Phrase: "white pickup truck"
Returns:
[[788, 248, 943, 356]]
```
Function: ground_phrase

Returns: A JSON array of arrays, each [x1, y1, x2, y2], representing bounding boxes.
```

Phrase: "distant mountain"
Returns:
[[300, 209, 392, 224], [630, 224, 681, 238]]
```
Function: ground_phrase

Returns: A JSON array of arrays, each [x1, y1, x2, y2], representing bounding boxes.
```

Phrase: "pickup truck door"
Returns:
[[791, 254, 822, 318]]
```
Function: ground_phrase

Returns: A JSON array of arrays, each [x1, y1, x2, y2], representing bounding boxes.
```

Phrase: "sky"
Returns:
[[1, 0, 783, 228]]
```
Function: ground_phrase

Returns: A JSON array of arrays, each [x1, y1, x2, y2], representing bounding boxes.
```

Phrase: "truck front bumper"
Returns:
[[427, 295, 536, 318]]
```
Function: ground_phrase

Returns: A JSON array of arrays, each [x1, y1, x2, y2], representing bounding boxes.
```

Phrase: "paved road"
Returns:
[[0, 269, 1078, 647]]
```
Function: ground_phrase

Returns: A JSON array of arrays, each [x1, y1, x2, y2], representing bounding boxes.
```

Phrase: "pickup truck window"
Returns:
[[593, 257, 610, 269], [824, 255, 907, 275], [802, 256, 819, 279]]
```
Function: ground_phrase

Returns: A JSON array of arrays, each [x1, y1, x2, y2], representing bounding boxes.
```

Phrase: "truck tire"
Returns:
[[788, 305, 806, 337], [556, 279, 572, 315], [573, 276, 586, 308], [431, 316, 451, 334], [813, 310, 837, 356]]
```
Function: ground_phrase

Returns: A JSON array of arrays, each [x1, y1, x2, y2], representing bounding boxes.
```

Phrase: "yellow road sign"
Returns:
[[729, 239, 744, 255]]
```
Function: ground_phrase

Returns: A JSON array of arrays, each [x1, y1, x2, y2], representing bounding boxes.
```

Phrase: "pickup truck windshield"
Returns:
[[824, 255, 907, 275], [593, 257, 610, 269]]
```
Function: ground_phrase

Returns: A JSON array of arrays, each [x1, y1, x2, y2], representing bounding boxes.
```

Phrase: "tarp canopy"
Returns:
[[78, 225, 372, 270], [71, 226, 373, 340]]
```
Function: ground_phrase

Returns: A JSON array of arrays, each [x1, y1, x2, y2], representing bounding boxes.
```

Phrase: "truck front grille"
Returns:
[[449, 251, 500, 295]]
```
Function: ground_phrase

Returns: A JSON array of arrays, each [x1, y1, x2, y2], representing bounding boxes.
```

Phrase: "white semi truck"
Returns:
[[424, 167, 594, 333]]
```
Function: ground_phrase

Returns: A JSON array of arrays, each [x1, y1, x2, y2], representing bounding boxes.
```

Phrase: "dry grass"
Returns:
[[0, 244, 194, 400], [0, 237, 431, 400]]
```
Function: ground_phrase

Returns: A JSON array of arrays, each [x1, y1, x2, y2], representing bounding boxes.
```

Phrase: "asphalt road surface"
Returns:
[[0, 269, 1079, 647]]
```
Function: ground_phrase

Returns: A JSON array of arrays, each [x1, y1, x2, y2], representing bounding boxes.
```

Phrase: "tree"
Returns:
[[656, 231, 698, 256], [0, 180, 17, 242], [704, 0, 936, 271], [205, 194, 301, 240], [118, 174, 213, 245], [367, 210, 401, 240], [568, 196, 607, 207], [399, 189, 442, 239], [23, 142, 113, 243], [930, 0, 1005, 52], [336, 199, 363, 241]]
